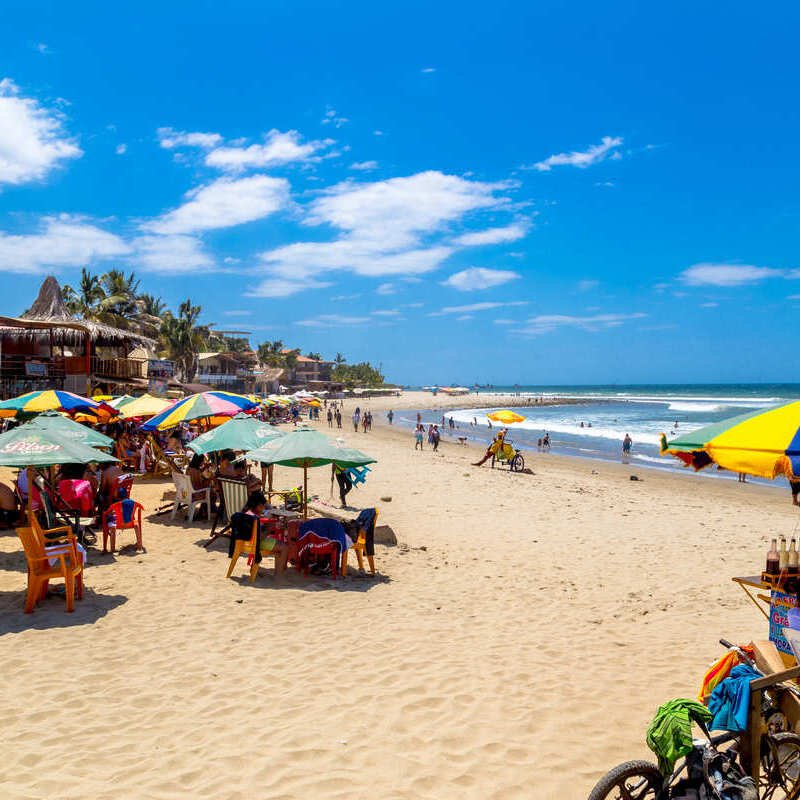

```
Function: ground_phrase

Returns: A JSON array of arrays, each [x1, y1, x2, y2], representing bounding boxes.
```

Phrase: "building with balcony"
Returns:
[[0, 277, 156, 399], [280, 350, 339, 390]]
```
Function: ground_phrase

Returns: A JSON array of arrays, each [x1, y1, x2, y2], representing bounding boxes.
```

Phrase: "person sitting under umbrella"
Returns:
[[472, 429, 508, 467]]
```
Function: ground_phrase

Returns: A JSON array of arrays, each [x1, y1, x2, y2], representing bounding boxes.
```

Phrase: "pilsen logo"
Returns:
[[1, 442, 60, 454]]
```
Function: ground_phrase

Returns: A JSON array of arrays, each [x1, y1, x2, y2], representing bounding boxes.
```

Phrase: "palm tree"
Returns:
[[63, 268, 104, 317], [160, 298, 215, 382], [257, 340, 286, 367], [139, 293, 166, 317], [334, 352, 346, 365]]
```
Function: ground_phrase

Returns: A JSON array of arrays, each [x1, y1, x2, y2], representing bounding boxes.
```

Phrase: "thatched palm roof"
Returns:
[[0, 276, 155, 348]]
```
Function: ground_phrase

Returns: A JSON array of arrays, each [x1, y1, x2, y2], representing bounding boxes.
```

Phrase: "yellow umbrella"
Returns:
[[487, 410, 526, 424], [119, 393, 174, 419]]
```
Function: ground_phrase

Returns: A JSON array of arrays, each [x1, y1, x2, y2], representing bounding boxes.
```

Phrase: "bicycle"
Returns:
[[587, 640, 800, 800], [490, 439, 525, 472]]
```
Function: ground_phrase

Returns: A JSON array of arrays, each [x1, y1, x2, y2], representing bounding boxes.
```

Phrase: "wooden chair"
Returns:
[[171, 472, 211, 523], [147, 434, 189, 477], [226, 514, 284, 582], [102, 499, 144, 552], [17, 525, 84, 612], [205, 477, 249, 548], [344, 509, 379, 576]]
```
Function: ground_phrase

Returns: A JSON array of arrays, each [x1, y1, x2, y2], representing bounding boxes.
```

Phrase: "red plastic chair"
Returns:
[[296, 531, 339, 579], [102, 500, 144, 552]]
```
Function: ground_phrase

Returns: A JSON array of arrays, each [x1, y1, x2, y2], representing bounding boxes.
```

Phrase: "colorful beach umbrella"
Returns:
[[25, 410, 114, 450], [660, 400, 800, 479], [187, 412, 284, 455], [108, 395, 136, 409], [140, 391, 259, 431], [0, 390, 116, 421], [244, 427, 375, 517], [118, 393, 173, 420], [487, 410, 526, 424]]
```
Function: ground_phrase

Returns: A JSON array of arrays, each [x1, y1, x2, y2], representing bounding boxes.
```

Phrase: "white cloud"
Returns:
[[494, 319, 515, 325], [255, 171, 512, 289], [115, 143, 127, 155], [435, 301, 528, 315], [35, 43, 50, 55], [349, 160, 379, 171], [700, 301, 718, 308], [456, 314, 473, 321], [519, 312, 646, 336], [223, 310, 252, 317], [157, 128, 222, 149], [442, 267, 521, 291], [246, 277, 332, 298], [371, 309, 402, 317], [376, 282, 396, 295], [145, 174, 289, 235], [0, 78, 82, 186], [205, 129, 332, 171], [132, 234, 214, 273], [373, 130, 384, 136], [296, 314, 371, 327], [577, 279, 599, 292], [0, 216, 129, 272], [595, 181, 615, 188], [321, 107, 349, 128], [680, 263, 783, 287], [421, 67, 436, 73], [789, 295, 800, 301], [453, 222, 528, 246], [531, 136, 623, 172]]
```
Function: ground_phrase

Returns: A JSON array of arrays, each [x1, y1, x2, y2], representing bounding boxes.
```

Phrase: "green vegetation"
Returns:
[[331, 361, 385, 388]]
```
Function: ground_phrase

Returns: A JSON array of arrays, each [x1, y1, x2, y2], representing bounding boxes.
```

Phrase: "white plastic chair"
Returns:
[[171, 472, 211, 523]]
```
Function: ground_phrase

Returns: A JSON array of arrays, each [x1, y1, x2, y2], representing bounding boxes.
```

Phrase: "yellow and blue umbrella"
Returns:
[[140, 391, 259, 431], [661, 400, 800, 479], [0, 389, 116, 421]]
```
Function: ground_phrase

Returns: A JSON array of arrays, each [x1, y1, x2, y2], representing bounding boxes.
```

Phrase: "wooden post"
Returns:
[[84, 332, 91, 397], [26, 466, 33, 520], [303, 465, 308, 519]]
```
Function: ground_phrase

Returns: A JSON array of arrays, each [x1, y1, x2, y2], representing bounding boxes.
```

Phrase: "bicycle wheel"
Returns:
[[510, 453, 524, 472], [587, 760, 663, 800], [761, 732, 800, 800]]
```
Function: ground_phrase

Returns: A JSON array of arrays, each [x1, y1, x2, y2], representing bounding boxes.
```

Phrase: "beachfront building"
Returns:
[[0, 277, 156, 399], [280, 349, 342, 392], [195, 348, 279, 395]]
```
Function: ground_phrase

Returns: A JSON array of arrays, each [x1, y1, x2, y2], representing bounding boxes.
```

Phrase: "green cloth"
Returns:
[[646, 698, 712, 776]]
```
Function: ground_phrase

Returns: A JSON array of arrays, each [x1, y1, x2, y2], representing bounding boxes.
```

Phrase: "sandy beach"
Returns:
[[0, 392, 792, 799]]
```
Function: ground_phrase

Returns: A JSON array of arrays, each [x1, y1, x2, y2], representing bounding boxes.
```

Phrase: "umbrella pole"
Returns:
[[26, 466, 32, 520], [303, 466, 308, 519]]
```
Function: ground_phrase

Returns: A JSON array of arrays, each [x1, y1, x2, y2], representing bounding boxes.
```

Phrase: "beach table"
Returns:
[[732, 575, 773, 620]]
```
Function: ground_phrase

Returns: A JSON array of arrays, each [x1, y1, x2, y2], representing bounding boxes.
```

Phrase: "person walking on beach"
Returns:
[[335, 408, 342, 429], [332, 463, 353, 508], [353, 409, 360, 432], [387, 409, 394, 425], [414, 424, 424, 450], [622, 433, 632, 457], [432, 425, 441, 452], [327, 408, 333, 428], [542, 432, 550, 451]]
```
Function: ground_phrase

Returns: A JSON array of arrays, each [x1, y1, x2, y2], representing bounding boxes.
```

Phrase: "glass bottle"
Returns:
[[780, 536, 789, 572], [767, 538, 780, 575], [789, 539, 798, 576]]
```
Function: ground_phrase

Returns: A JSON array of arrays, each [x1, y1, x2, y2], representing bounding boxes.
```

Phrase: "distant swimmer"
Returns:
[[674, 420, 679, 429], [622, 433, 633, 456]]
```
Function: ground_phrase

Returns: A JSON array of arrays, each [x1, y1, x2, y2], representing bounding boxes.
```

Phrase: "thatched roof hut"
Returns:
[[0, 276, 156, 349]]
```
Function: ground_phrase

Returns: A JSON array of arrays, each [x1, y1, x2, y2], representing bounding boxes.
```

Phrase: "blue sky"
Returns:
[[1, 1, 799, 386]]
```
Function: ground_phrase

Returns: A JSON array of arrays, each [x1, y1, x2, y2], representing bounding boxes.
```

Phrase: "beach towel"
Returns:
[[299, 518, 349, 569], [58, 479, 95, 516], [352, 507, 377, 557], [708, 664, 760, 732], [646, 697, 712, 775], [698, 646, 753, 705]]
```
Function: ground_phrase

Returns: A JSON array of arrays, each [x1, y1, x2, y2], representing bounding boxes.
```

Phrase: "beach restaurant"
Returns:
[[0, 277, 155, 400]]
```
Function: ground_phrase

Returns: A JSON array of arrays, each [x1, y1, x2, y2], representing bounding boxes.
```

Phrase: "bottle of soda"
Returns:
[[789, 538, 798, 576], [780, 536, 789, 572], [767, 538, 780, 575]]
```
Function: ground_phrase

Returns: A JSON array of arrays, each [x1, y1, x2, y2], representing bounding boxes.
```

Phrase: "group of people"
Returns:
[[413, 423, 441, 451], [352, 407, 373, 433]]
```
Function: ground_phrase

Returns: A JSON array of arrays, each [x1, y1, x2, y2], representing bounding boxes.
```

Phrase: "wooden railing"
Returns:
[[63, 356, 147, 379]]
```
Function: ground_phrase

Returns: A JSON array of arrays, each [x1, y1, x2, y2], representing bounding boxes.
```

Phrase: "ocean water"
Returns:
[[395, 384, 800, 483]]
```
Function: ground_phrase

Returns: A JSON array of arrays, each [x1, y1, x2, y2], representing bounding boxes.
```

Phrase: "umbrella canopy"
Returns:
[[487, 410, 526, 424], [108, 394, 136, 409], [0, 422, 118, 467], [661, 401, 800, 479], [25, 410, 114, 450], [118, 393, 173, 420], [187, 412, 284, 455], [140, 391, 259, 431], [244, 427, 375, 517], [0, 389, 116, 420]]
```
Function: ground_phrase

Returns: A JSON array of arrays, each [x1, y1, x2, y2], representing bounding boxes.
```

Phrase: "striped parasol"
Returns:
[[140, 391, 259, 431], [0, 389, 116, 421], [661, 400, 800, 479]]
